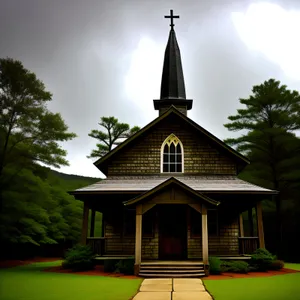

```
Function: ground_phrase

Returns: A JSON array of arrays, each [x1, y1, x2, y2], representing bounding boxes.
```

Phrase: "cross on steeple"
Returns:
[[164, 9, 179, 29]]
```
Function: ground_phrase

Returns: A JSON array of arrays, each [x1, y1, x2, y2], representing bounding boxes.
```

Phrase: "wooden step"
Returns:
[[140, 269, 204, 273], [140, 266, 204, 271], [139, 261, 205, 278], [139, 273, 206, 278]]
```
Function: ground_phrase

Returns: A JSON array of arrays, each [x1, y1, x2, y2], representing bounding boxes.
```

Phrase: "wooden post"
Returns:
[[81, 201, 89, 245], [239, 213, 244, 237], [202, 205, 209, 275], [248, 208, 254, 237], [134, 204, 142, 275], [256, 201, 265, 248], [101, 212, 105, 237], [90, 209, 95, 237]]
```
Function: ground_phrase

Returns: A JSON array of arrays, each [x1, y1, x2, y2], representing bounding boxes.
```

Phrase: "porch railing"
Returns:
[[238, 237, 259, 255], [86, 237, 106, 256]]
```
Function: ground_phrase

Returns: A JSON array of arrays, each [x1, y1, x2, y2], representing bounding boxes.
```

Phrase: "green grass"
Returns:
[[203, 264, 300, 300], [285, 263, 300, 271], [0, 261, 142, 300]]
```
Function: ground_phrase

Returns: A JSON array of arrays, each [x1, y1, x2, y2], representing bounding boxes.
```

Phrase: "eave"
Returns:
[[123, 177, 220, 206]]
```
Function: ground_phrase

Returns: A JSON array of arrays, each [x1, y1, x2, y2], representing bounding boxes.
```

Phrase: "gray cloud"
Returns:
[[1, 0, 299, 177]]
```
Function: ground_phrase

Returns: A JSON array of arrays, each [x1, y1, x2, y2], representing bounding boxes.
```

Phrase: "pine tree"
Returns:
[[88, 116, 140, 158], [224, 79, 300, 256]]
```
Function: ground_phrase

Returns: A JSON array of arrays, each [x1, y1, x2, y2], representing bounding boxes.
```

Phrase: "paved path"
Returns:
[[132, 278, 212, 300]]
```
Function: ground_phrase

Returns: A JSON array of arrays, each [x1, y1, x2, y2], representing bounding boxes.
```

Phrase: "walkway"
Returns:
[[132, 278, 212, 300]]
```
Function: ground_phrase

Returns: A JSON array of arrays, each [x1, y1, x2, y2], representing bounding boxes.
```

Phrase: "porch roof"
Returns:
[[70, 175, 278, 195], [123, 177, 220, 206]]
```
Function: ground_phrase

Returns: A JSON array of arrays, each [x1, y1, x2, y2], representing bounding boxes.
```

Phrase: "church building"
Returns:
[[70, 10, 277, 277]]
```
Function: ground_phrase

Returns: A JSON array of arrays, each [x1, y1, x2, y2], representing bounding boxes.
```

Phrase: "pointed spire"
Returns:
[[160, 28, 186, 100], [153, 10, 193, 116]]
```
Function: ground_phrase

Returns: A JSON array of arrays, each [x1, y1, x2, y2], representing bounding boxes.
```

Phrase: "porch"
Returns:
[[83, 200, 263, 277], [86, 236, 259, 258], [79, 180, 267, 276]]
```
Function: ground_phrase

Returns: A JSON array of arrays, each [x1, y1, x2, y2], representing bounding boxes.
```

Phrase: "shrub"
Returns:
[[250, 248, 274, 271], [115, 258, 135, 275], [229, 261, 249, 273], [104, 259, 118, 272], [221, 261, 249, 273], [62, 244, 96, 271], [248, 265, 258, 272], [220, 261, 232, 272], [269, 260, 284, 270], [209, 256, 222, 274]]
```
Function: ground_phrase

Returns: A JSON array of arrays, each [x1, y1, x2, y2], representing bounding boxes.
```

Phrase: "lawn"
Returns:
[[284, 263, 300, 271], [0, 261, 142, 300], [203, 264, 300, 300]]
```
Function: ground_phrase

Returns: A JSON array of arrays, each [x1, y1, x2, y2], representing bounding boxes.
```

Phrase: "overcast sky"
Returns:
[[1, 0, 300, 178]]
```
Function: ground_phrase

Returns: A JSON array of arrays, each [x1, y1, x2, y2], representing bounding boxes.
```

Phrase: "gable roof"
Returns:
[[123, 177, 220, 206], [94, 106, 250, 175]]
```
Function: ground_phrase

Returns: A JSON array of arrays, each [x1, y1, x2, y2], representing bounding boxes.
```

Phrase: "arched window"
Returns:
[[161, 134, 184, 173]]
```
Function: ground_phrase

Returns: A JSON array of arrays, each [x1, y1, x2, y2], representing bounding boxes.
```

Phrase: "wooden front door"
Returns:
[[158, 205, 187, 260]]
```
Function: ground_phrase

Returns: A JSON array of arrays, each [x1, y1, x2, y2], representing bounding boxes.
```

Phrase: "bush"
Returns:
[[220, 261, 232, 272], [115, 258, 135, 275], [250, 248, 274, 271], [104, 259, 118, 272], [221, 261, 249, 273], [269, 260, 284, 270], [229, 261, 249, 273], [209, 256, 222, 274], [62, 244, 96, 271]]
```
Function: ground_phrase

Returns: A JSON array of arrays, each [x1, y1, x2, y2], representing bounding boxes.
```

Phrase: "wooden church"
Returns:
[[70, 10, 277, 277]]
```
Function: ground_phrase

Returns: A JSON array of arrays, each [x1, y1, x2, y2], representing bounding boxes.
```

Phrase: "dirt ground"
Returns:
[[204, 268, 299, 280], [44, 264, 140, 279], [1, 258, 298, 280]]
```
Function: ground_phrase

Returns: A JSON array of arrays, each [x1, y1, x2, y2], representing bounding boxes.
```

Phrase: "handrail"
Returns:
[[238, 237, 259, 255], [86, 237, 106, 256]]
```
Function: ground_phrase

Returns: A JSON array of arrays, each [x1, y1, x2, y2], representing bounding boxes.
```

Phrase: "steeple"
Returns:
[[154, 10, 193, 116]]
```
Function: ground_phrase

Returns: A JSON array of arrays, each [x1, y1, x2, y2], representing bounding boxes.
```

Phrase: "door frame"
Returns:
[[158, 204, 187, 260]]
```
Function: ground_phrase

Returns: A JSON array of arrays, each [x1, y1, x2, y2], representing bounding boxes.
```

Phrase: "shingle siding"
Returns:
[[107, 117, 237, 176]]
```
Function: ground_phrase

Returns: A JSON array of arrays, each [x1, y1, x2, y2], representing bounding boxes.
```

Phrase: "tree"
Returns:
[[0, 58, 76, 192], [87, 116, 140, 158], [224, 78, 300, 257], [0, 163, 98, 249]]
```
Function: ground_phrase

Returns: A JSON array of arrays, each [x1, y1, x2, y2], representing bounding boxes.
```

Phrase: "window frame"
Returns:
[[160, 134, 184, 173]]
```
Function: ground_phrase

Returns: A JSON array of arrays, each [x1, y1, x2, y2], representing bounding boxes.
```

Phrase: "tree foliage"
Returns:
[[88, 116, 140, 158], [224, 78, 300, 191], [0, 58, 101, 250], [0, 164, 100, 247], [224, 78, 300, 256], [0, 58, 77, 189]]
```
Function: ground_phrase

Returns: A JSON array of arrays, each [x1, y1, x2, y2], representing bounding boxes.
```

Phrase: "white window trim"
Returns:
[[160, 133, 184, 173]]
